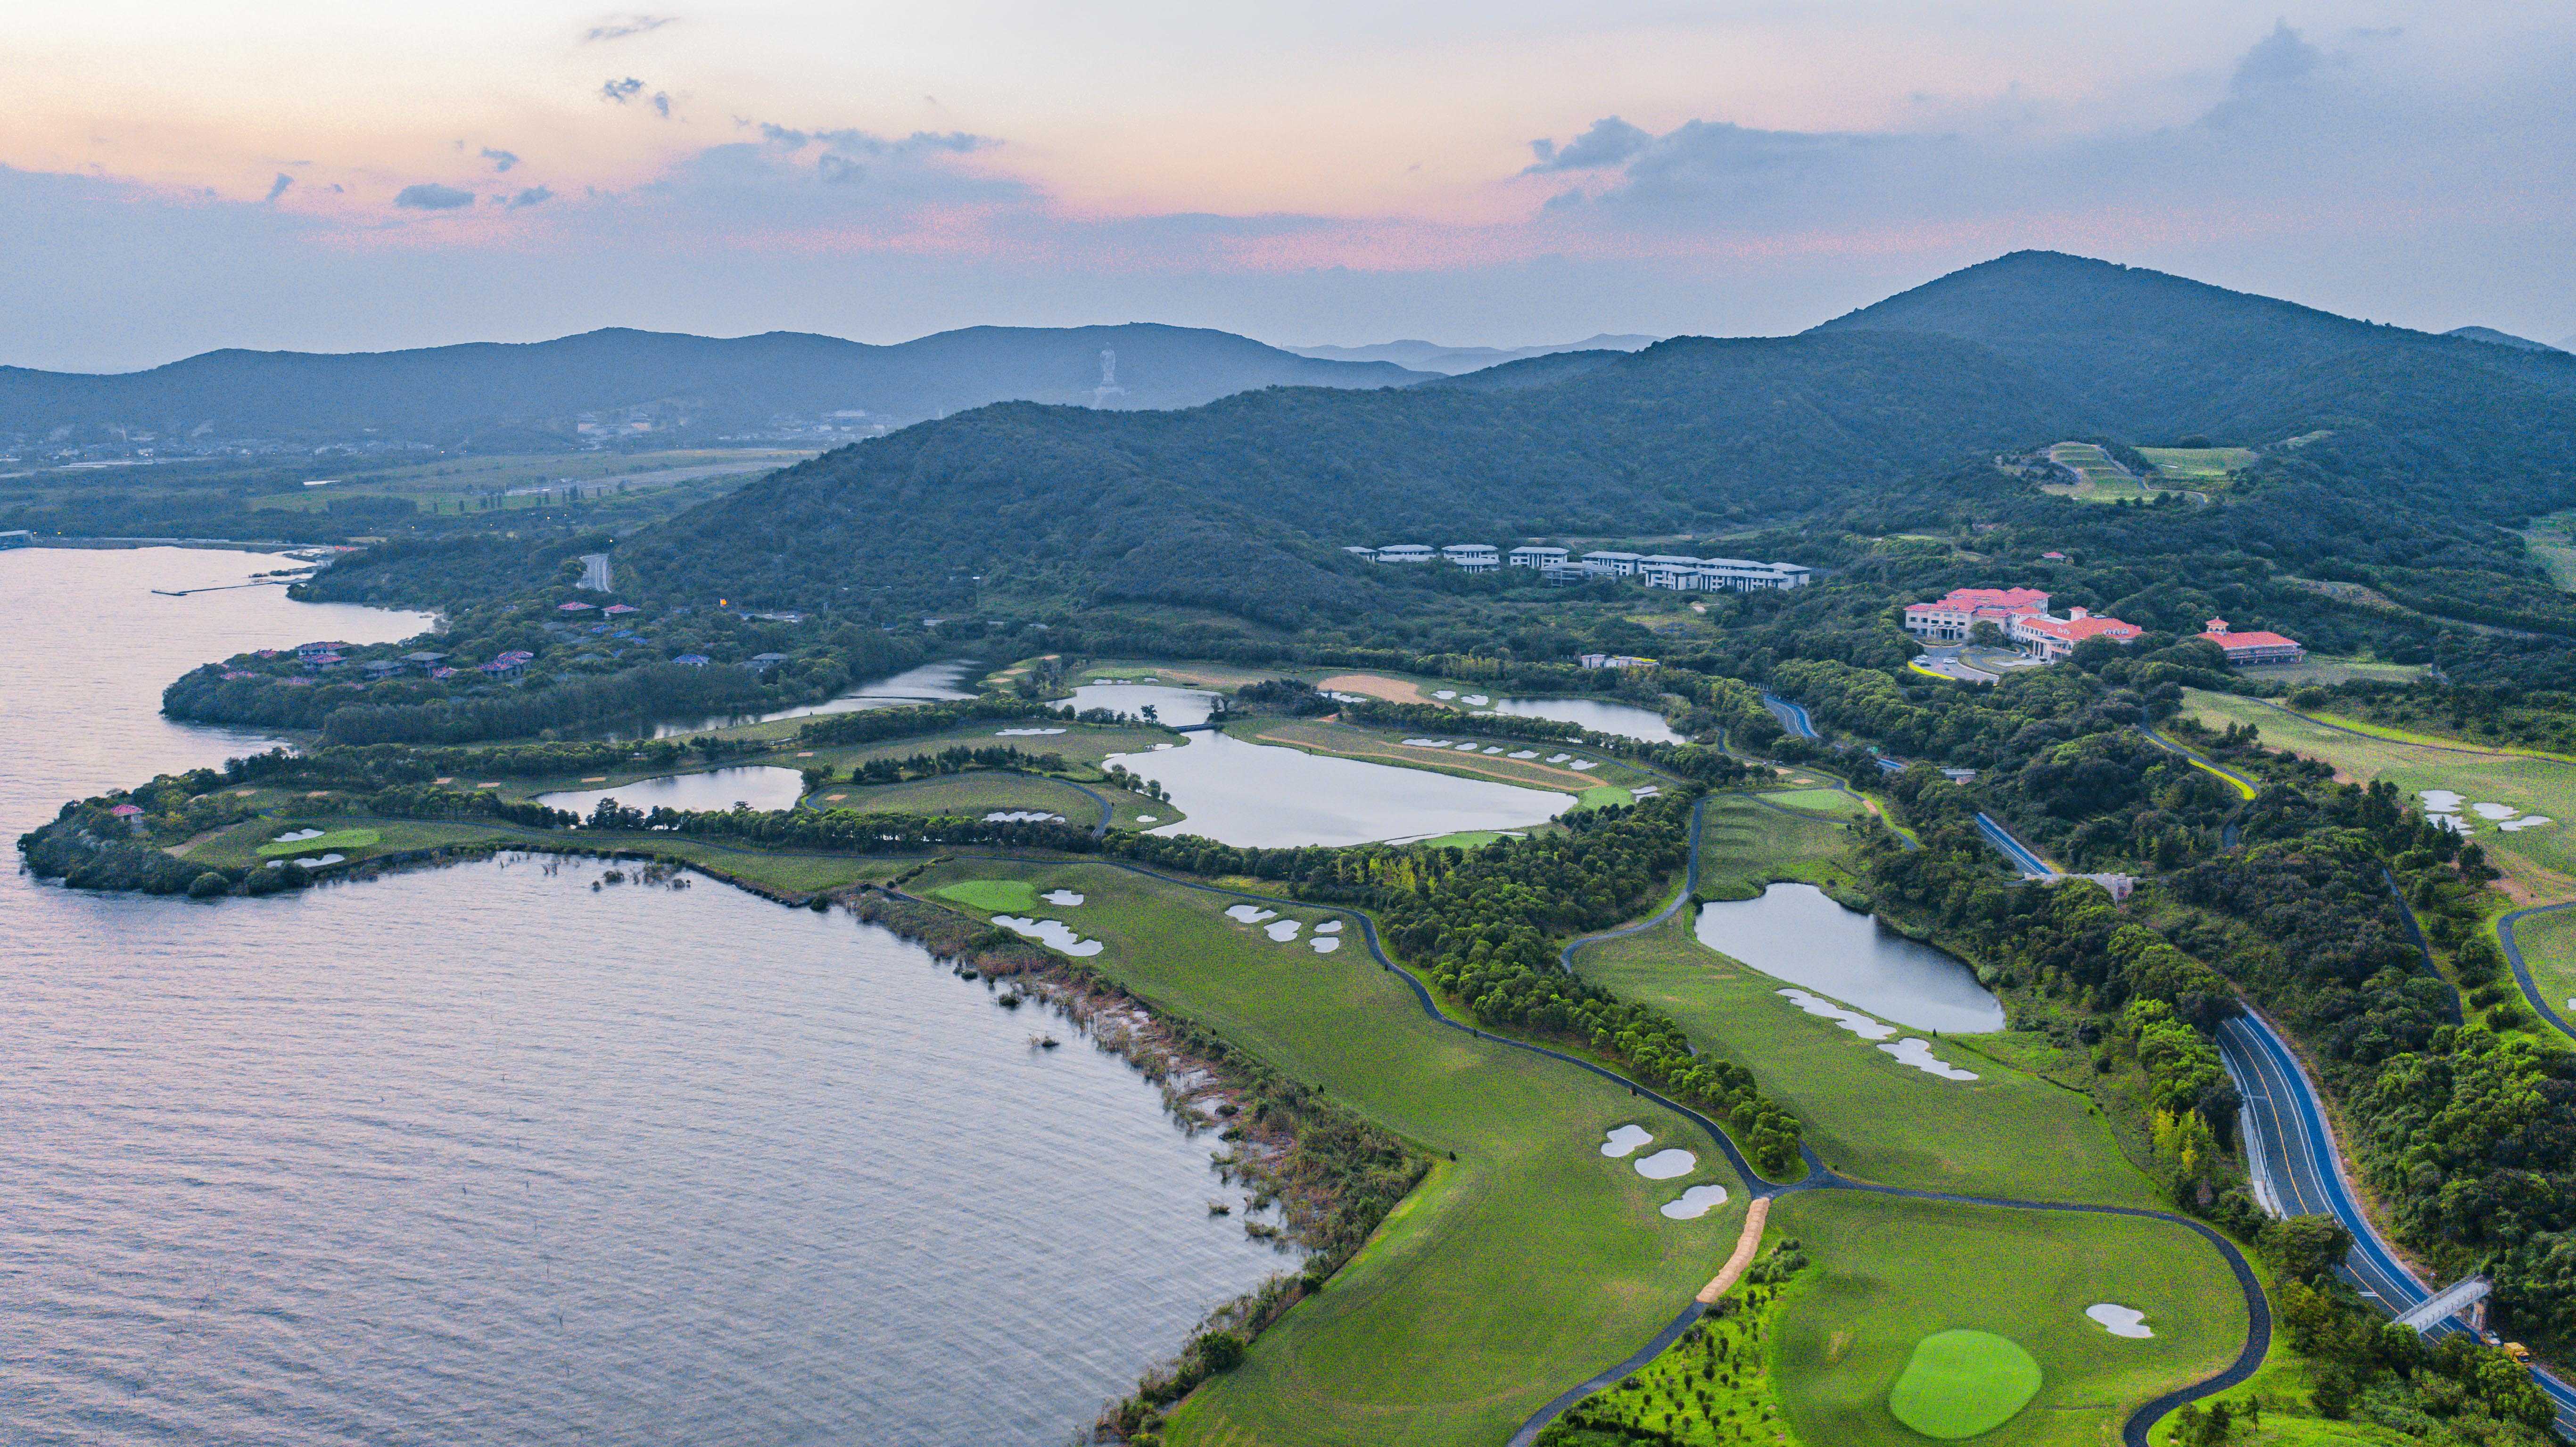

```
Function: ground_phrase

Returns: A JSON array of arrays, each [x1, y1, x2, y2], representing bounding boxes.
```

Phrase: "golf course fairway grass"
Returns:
[[1769, 1192, 2246, 1447], [931, 877, 1040, 913], [906, 857, 1750, 1447], [1888, 1331, 2041, 1438]]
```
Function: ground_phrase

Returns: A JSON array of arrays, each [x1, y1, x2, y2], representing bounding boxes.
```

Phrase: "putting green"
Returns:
[[1889, 1330, 2041, 1439], [931, 878, 1039, 912]]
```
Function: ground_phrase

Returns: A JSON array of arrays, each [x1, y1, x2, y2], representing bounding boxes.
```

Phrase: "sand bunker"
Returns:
[[2473, 801, 2522, 820], [272, 828, 325, 842], [1311, 937, 1341, 954], [1570, 760, 1598, 772], [1463, 694, 1490, 705], [264, 853, 344, 869], [1660, 1184, 1730, 1219], [1264, 920, 1303, 942], [991, 916, 1103, 957], [2086, 1304, 2153, 1338], [1434, 690, 1458, 700], [1402, 738, 1452, 748], [1881, 1037, 1979, 1081], [1225, 904, 1277, 924], [2420, 789, 2464, 813], [1315, 920, 1343, 934], [1600, 1124, 1654, 1158], [1136, 814, 1159, 823], [1634, 1148, 1696, 1179], [1547, 754, 1572, 764], [2501, 816, 2555, 831], [1041, 889, 1085, 906], [1509, 750, 1540, 759], [993, 727, 1067, 736], [1779, 987, 1899, 1041]]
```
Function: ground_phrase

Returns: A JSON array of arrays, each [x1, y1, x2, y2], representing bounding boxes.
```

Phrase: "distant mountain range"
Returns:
[[2445, 326, 2568, 354], [0, 324, 1426, 445], [1284, 335, 1662, 375]]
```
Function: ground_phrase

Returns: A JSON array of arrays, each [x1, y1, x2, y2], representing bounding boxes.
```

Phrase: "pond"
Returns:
[[1066, 682, 1221, 726], [1478, 695, 1681, 744], [645, 659, 983, 737], [1111, 729, 1573, 848], [1694, 883, 2006, 1034], [536, 765, 810, 816]]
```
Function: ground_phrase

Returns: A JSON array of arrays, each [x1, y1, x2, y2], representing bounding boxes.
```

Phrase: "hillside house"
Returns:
[[1373, 544, 1435, 564], [1442, 544, 1501, 573], [296, 640, 348, 660], [1903, 587, 2052, 641], [1343, 546, 1379, 562], [1540, 562, 1591, 584], [1579, 653, 1658, 670], [1700, 559, 1812, 592], [1638, 554, 1703, 589], [746, 652, 791, 672], [2008, 608, 2142, 661], [1508, 545, 1569, 568], [1582, 551, 1643, 576], [2198, 618, 2304, 666]]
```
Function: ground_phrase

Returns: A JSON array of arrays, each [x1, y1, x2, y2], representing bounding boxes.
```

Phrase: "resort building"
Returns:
[[1698, 558, 1813, 592], [1638, 554, 1703, 589], [1903, 587, 2053, 641], [296, 640, 349, 659], [2197, 618, 2304, 666], [1442, 543, 1502, 573], [1372, 544, 1435, 564], [2008, 608, 2143, 661], [1508, 545, 1570, 568], [1579, 653, 1658, 670], [1343, 546, 1379, 562], [1582, 551, 1643, 576], [1540, 562, 1591, 585]]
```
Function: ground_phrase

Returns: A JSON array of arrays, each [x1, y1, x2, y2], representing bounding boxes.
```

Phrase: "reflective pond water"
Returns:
[[1113, 729, 1573, 848], [0, 549, 1282, 1447], [537, 765, 809, 816], [1479, 695, 1681, 743], [1067, 682, 1221, 725], [1693, 883, 2006, 1034], [645, 660, 983, 737]]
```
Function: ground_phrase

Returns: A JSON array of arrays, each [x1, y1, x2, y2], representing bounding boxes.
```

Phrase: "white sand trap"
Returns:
[[1635, 1149, 1697, 1179], [1661, 1184, 1731, 1220], [1402, 738, 1448, 747], [1881, 1037, 1979, 1081], [2420, 789, 2464, 814], [1482, 746, 1506, 755], [2501, 816, 2555, 831], [1264, 920, 1303, 942], [1600, 1124, 1654, 1158], [1570, 760, 1598, 772], [1136, 814, 1159, 823], [2473, 801, 2522, 820], [1434, 690, 1458, 700], [1779, 987, 1899, 1041], [1509, 750, 1540, 759], [2086, 1304, 2154, 1338], [983, 811, 1065, 823], [994, 727, 1067, 736], [1633, 786, 1661, 797], [1547, 754, 1573, 764], [1225, 904, 1277, 924], [272, 828, 325, 842], [1315, 920, 1343, 933], [1311, 936, 1341, 953], [264, 852, 345, 869], [1463, 695, 1490, 705], [2432, 814, 2471, 835], [1041, 889, 1085, 906], [991, 916, 1104, 956]]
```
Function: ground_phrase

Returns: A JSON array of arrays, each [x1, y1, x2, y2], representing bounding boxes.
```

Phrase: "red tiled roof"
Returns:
[[2017, 614, 2141, 642], [2203, 630, 2300, 650], [1909, 587, 2051, 612]]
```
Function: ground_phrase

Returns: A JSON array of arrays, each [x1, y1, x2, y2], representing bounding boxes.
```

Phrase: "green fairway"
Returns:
[[2182, 691, 2576, 887], [909, 858, 1749, 1447], [1755, 787, 1865, 817], [1888, 1330, 2041, 1438], [1578, 785, 1636, 810], [1577, 908, 2159, 1206], [1693, 796, 1860, 899], [1771, 1192, 2248, 1447], [811, 771, 1176, 829], [2506, 905, 2576, 1028], [2137, 446, 2257, 482], [931, 878, 1041, 912], [1413, 830, 1513, 850], [252, 827, 381, 858]]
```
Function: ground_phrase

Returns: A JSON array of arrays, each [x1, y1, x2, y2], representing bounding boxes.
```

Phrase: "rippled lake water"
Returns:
[[1693, 883, 2006, 1034], [0, 548, 1281, 1446], [536, 764, 808, 816], [1478, 695, 1681, 743]]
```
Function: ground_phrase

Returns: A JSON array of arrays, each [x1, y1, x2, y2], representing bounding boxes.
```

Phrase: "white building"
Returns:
[[1342, 545, 1379, 562], [1442, 543, 1502, 573], [1698, 558, 1813, 592], [1540, 561, 1591, 585], [1638, 555, 1703, 590], [1581, 551, 1643, 576], [1373, 544, 1435, 564], [1508, 545, 1569, 568]]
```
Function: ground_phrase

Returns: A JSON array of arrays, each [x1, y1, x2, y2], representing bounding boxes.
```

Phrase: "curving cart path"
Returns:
[[2498, 901, 2576, 1040]]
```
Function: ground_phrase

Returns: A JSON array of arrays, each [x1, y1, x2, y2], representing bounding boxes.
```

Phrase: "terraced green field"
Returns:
[[908, 857, 1749, 1447]]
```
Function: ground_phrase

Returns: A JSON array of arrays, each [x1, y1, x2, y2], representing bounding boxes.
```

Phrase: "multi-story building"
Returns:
[[1581, 551, 1643, 576], [1902, 587, 2052, 641], [1372, 544, 1435, 564], [2197, 618, 2304, 666], [2008, 608, 2142, 661], [1699, 558, 1813, 592], [1508, 545, 1570, 569], [1442, 544, 1501, 573], [1638, 554, 1703, 589]]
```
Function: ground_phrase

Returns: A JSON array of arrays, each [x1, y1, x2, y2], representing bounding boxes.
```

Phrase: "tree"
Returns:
[[2260, 1214, 2354, 1284]]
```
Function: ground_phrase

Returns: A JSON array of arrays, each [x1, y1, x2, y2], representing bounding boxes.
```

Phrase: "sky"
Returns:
[[5, 1, 2572, 371]]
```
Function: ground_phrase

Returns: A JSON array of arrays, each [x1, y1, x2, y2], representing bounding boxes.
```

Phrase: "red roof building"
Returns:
[[1903, 587, 2052, 641], [2009, 608, 2143, 661], [2198, 617, 2304, 666], [558, 601, 595, 613]]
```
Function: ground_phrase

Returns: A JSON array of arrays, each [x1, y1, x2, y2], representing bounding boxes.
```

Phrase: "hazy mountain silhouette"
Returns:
[[1286, 335, 1661, 374]]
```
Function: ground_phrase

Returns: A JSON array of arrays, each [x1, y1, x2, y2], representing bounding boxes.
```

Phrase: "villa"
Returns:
[[2008, 608, 2143, 661], [1638, 554, 1702, 589], [1372, 544, 1435, 564], [1699, 558, 1812, 592], [2198, 617, 2304, 666], [1581, 551, 1643, 576], [1903, 587, 2053, 641], [1442, 543, 1501, 573], [1539, 561, 1591, 584], [1579, 653, 1658, 670], [1508, 545, 1570, 568], [1343, 546, 1379, 562]]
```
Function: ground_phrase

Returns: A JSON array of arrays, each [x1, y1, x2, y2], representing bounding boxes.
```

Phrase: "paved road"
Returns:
[[2134, 716, 2254, 847], [577, 552, 611, 592], [2495, 902, 2576, 1039], [1976, 812, 2059, 878], [2220, 1009, 2576, 1434], [1761, 692, 1818, 740]]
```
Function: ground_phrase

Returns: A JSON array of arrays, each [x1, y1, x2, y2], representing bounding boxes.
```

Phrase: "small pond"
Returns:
[[538, 765, 809, 817], [1695, 883, 2005, 1034], [1478, 696, 1681, 744], [1065, 682, 1221, 726], [1112, 730, 1572, 848]]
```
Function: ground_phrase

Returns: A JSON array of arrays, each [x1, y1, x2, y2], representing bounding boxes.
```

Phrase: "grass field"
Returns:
[[2523, 510, 2576, 594], [932, 878, 1040, 912], [2137, 447, 2258, 483], [2249, 656, 2430, 688], [2506, 905, 2576, 1027], [810, 772, 1175, 829], [2181, 691, 2576, 891], [187, 818, 459, 870], [906, 857, 1750, 1447], [253, 826, 381, 858], [1770, 1192, 2248, 1447], [1693, 796, 1862, 899], [1888, 1329, 2041, 1438], [2042, 442, 2177, 503], [1755, 787, 1866, 817]]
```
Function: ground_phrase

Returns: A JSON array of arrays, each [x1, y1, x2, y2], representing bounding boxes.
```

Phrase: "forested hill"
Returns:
[[1812, 250, 2576, 432], [0, 323, 1422, 443], [614, 329, 2079, 622]]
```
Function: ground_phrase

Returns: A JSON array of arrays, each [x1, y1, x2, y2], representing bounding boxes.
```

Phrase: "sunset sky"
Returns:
[[6, 1, 2570, 370]]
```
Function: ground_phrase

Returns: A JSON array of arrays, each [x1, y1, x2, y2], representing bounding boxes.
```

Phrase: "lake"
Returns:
[[1078, 685, 1575, 847], [1693, 883, 2006, 1034], [646, 659, 982, 738], [1479, 695, 1681, 743], [0, 547, 1283, 1446], [537, 764, 809, 816]]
